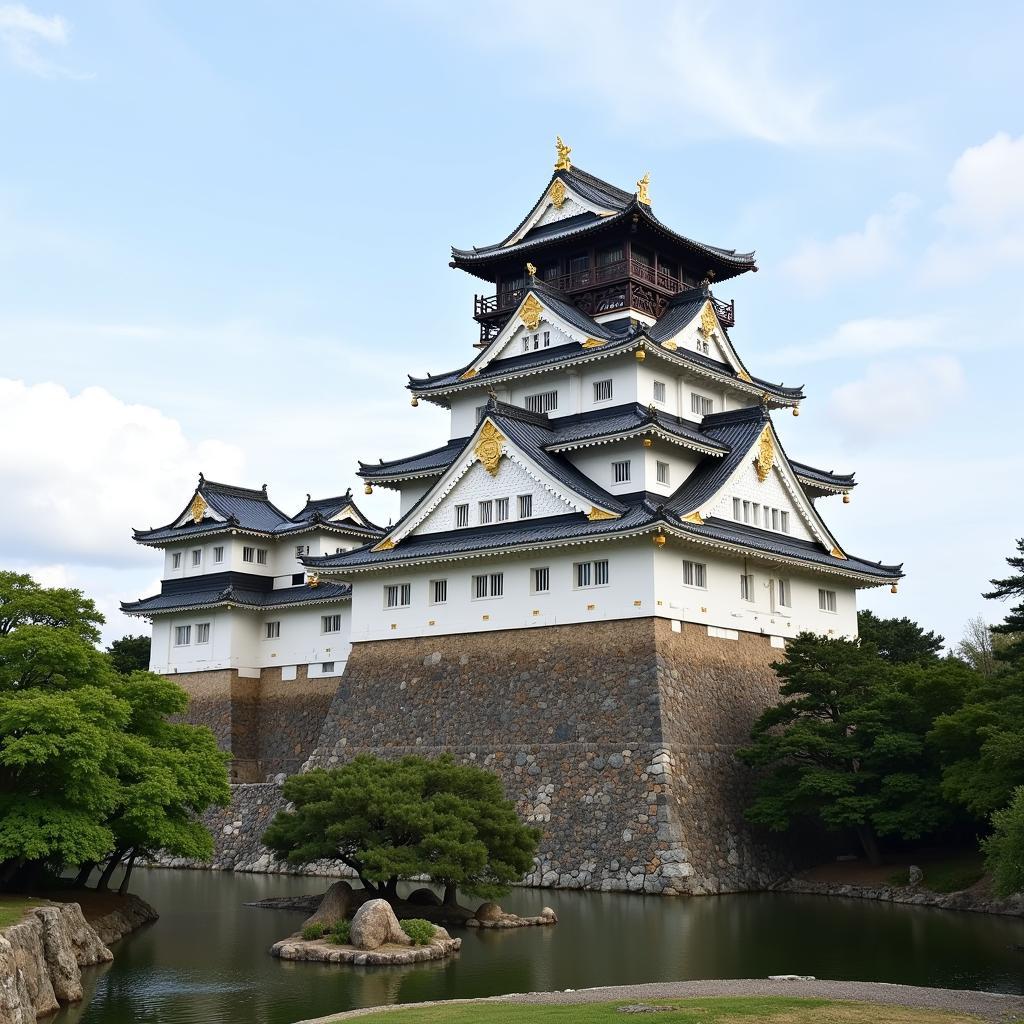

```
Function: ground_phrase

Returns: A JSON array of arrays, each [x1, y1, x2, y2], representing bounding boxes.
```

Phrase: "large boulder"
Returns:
[[407, 888, 441, 907], [474, 902, 503, 922], [349, 899, 411, 951], [302, 881, 353, 931]]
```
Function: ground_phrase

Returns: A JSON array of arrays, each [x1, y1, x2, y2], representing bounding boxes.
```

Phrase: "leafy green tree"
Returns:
[[857, 609, 944, 665], [0, 572, 229, 891], [263, 755, 539, 905], [738, 632, 970, 865], [982, 787, 1024, 898], [984, 538, 1024, 664], [106, 634, 151, 675]]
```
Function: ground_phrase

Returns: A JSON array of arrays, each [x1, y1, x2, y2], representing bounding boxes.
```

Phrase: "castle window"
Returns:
[[575, 559, 609, 588], [174, 625, 191, 646], [495, 497, 509, 522], [751, 503, 760, 526], [265, 621, 280, 640], [385, 584, 412, 609], [653, 380, 666, 403], [771, 508, 779, 530], [523, 338, 529, 353], [682, 560, 706, 588], [732, 498, 741, 521], [780, 511, 790, 533], [171, 552, 182, 570], [195, 622, 210, 644], [776, 579, 792, 609], [479, 500, 493, 525], [191, 549, 202, 567], [321, 662, 335, 673], [593, 379, 613, 402], [656, 461, 670, 485], [518, 494, 533, 519], [243, 546, 255, 562], [322, 614, 342, 633], [476, 404, 487, 422], [455, 503, 470, 528], [430, 579, 448, 605], [213, 546, 224, 563], [295, 544, 309, 557], [292, 572, 304, 586], [524, 389, 558, 414], [818, 588, 837, 613], [256, 548, 268, 565], [691, 393, 714, 417], [612, 460, 631, 484], [740, 574, 755, 602], [472, 572, 504, 599], [532, 567, 550, 594], [543, 331, 550, 347]]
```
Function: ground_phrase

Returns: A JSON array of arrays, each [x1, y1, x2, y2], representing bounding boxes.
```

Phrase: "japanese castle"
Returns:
[[124, 139, 902, 680]]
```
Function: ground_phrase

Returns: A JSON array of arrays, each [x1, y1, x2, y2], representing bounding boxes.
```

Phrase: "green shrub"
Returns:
[[401, 918, 435, 945], [329, 920, 351, 945], [301, 922, 326, 940], [983, 786, 1024, 898]]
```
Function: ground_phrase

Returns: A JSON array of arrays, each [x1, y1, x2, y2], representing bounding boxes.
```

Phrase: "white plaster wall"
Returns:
[[151, 611, 235, 674], [399, 480, 432, 516], [706, 463, 816, 542], [565, 440, 699, 495], [494, 321, 577, 363], [161, 536, 276, 581], [348, 541, 657, 642]]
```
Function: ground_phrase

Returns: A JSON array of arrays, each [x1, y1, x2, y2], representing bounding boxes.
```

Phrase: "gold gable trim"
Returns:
[[737, 369, 754, 383], [754, 426, 774, 482], [460, 368, 479, 380], [550, 179, 566, 209], [190, 493, 208, 524], [662, 339, 678, 351], [587, 508, 619, 521], [681, 511, 704, 525], [830, 547, 847, 560], [520, 294, 543, 331], [475, 420, 505, 476], [699, 301, 717, 337], [372, 537, 396, 553], [581, 337, 605, 348]]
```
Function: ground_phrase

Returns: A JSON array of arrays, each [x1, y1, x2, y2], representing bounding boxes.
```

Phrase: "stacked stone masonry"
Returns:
[[170, 618, 789, 894]]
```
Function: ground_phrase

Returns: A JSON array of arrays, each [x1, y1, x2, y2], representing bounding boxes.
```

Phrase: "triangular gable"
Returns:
[[657, 300, 754, 383], [376, 417, 618, 550], [684, 423, 846, 557], [504, 176, 618, 248], [328, 503, 369, 527], [460, 289, 603, 379], [172, 489, 227, 529]]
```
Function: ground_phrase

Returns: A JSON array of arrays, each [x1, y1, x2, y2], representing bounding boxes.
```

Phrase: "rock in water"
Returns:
[[475, 902, 503, 922], [908, 865, 924, 886], [302, 881, 353, 931], [349, 899, 411, 951], [541, 906, 558, 922]]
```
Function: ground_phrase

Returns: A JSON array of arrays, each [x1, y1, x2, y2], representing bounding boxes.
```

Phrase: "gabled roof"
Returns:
[[451, 165, 757, 283], [121, 579, 351, 617], [791, 461, 857, 498], [289, 491, 384, 535]]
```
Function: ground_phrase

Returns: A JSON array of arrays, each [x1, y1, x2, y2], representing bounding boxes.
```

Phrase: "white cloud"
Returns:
[[922, 132, 1024, 284], [0, 3, 87, 78], [782, 194, 918, 290], [0, 378, 244, 566], [828, 355, 965, 442]]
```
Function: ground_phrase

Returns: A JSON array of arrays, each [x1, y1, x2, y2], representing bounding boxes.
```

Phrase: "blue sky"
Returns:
[[1, 0, 1022, 646]]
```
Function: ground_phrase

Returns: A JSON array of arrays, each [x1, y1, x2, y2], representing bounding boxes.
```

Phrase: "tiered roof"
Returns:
[[122, 578, 351, 617]]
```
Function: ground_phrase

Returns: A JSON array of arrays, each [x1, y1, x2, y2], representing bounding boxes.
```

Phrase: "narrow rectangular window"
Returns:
[[543, 331, 550, 347], [321, 661, 335, 673], [532, 567, 550, 593], [265, 621, 280, 639], [742, 500, 751, 523], [524, 390, 558, 414], [243, 546, 255, 563], [819, 588, 837, 613], [522, 338, 529, 353], [490, 573, 504, 597], [656, 460, 670, 485], [191, 549, 202, 567], [174, 625, 191, 646], [256, 548, 268, 565], [518, 494, 533, 519], [322, 614, 342, 632], [195, 622, 210, 644], [777, 579, 791, 608], [213, 545, 224, 563], [400, 583, 411, 605], [612, 459, 631, 484], [495, 497, 509, 522], [771, 509, 779, 530], [751, 503, 760, 526], [780, 511, 790, 534], [431, 579, 448, 604], [653, 380, 666, 403], [682, 560, 707, 588], [473, 574, 488, 599], [385, 585, 411, 609], [690, 393, 713, 416], [455, 503, 470, 528], [479, 499, 493, 525], [594, 559, 609, 586], [575, 561, 591, 588], [732, 498, 741, 521], [292, 572, 304, 585], [740, 574, 754, 602], [593, 379, 613, 402], [171, 552, 182, 569], [575, 560, 608, 588]]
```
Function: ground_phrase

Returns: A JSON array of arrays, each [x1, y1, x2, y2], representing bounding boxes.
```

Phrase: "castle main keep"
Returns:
[[125, 141, 902, 894]]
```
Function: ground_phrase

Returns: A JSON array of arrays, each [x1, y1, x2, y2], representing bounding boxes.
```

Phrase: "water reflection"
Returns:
[[54, 868, 1024, 1024]]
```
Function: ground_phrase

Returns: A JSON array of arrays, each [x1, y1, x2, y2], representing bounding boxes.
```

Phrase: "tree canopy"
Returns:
[[263, 755, 539, 904], [0, 570, 229, 890], [857, 609, 944, 665], [106, 634, 152, 675], [984, 538, 1024, 664], [738, 631, 971, 864]]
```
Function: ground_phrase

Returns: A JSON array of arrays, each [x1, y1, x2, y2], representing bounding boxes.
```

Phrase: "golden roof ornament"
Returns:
[[700, 301, 717, 337], [189, 492, 207, 524], [554, 136, 572, 171], [520, 293, 543, 331], [475, 420, 505, 476], [754, 426, 775, 482], [526, 262, 537, 278], [550, 178, 566, 209], [636, 172, 651, 206]]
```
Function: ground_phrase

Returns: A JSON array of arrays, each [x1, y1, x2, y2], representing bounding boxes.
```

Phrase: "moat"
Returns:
[[54, 868, 1024, 1024]]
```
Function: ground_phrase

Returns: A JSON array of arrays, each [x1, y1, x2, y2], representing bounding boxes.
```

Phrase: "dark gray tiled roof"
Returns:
[[122, 580, 351, 616], [543, 403, 728, 454], [647, 290, 707, 342], [791, 461, 857, 490], [360, 438, 469, 480]]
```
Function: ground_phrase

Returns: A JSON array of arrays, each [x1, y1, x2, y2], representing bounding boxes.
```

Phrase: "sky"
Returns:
[[1, 0, 1023, 648]]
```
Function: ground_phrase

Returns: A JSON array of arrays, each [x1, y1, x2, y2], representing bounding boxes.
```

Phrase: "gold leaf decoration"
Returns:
[[554, 136, 572, 171], [662, 339, 678, 350], [588, 507, 619, 521], [699, 301, 717, 337], [737, 369, 753, 383], [306, 573, 320, 588], [830, 546, 847, 560], [475, 420, 505, 476], [190, 493, 207, 524], [520, 294, 543, 331], [754, 426, 774, 482], [372, 537, 396, 552], [526, 261, 537, 277], [581, 337, 605, 348], [681, 511, 704, 525], [460, 367, 479, 380], [550, 179, 566, 209], [636, 172, 651, 205]]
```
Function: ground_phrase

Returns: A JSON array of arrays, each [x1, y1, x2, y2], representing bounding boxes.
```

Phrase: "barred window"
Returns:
[[385, 584, 411, 609], [431, 579, 448, 604], [495, 497, 509, 521], [612, 460, 631, 484], [322, 614, 342, 633], [242, 546, 255, 562], [524, 390, 558, 414], [256, 548, 268, 565], [265, 621, 280, 639], [171, 552, 182, 569], [518, 494, 533, 519], [691, 393, 714, 416], [479, 500, 493, 525], [195, 623, 210, 644], [593, 379, 614, 402], [740, 574, 755, 602], [682, 560, 707, 588], [575, 559, 609, 588], [472, 573, 504, 599], [532, 567, 550, 593], [455, 503, 470, 528], [776, 579, 792, 608], [191, 549, 202, 567]]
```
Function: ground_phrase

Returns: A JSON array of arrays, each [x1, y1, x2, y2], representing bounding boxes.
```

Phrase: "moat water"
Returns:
[[55, 868, 1024, 1024]]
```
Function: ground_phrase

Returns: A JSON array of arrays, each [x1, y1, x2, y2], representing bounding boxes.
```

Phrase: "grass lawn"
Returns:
[[345, 997, 997, 1023], [0, 895, 48, 929]]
